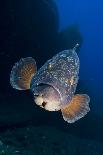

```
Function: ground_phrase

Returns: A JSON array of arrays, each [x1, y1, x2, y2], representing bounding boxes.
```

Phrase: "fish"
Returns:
[[10, 44, 90, 123]]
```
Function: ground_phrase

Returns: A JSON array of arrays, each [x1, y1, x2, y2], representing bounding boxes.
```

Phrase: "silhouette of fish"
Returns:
[[10, 44, 90, 123]]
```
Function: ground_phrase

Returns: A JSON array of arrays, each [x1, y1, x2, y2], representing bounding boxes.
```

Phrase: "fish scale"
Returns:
[[30, 49, 79, 106]]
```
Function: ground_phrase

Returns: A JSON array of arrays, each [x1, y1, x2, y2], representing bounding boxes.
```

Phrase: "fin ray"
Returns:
[[61, 94, 90, 123], [10, 57, 37, 90]]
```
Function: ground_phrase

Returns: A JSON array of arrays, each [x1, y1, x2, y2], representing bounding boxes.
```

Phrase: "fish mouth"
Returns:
[[34, 93, 47, 108], [33, 82, 62, 108], [41, 101, 47, 107]]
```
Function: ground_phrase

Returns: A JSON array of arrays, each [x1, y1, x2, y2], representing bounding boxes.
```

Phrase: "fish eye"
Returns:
[[42, 101, 47, 107]]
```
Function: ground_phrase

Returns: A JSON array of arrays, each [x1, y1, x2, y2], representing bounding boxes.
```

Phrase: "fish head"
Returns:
[[33, 84, 61, 111]]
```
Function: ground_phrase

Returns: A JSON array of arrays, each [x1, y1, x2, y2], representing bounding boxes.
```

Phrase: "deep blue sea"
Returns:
[[0, 0, 103, 154], [55, 0, 103, 116]]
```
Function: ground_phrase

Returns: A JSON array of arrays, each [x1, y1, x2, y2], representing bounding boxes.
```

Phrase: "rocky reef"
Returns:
[[0, 125, 103, 155], [0, 0, 83, 131], [0, 0, 83, 94]]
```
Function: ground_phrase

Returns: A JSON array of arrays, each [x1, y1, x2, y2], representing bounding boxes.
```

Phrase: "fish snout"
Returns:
[[34, 94, 47, 108]]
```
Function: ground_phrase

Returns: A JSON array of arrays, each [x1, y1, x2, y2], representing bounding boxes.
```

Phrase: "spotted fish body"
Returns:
[[10, 45, 90, 123], [31, 49, 79, 107]]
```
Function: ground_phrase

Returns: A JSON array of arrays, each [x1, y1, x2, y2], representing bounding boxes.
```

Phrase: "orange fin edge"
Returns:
[[61, 94, 90, 123]]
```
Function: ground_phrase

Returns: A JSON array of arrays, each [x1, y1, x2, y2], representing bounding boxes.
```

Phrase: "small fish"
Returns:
[[10, 44, 90, 123]]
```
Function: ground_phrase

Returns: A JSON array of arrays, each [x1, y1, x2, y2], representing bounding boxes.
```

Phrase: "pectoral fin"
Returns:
[[61, 94, 90, 123], [10, 57, 37, 90]]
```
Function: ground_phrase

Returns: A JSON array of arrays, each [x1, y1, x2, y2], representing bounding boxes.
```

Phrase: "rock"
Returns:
[[0, 0, 84, 127], [0, 0, 59, 94], [0, 0, 59, 57], [0, 125, 103, 155]]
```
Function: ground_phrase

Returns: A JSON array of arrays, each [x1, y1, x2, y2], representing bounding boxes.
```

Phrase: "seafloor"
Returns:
[[0, 106, 103, 155], [0, 93, 103, 155], [0, 125, 103, 155]]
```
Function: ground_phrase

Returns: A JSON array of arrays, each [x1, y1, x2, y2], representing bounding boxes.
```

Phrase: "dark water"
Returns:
[[0, 0, 103, 154]]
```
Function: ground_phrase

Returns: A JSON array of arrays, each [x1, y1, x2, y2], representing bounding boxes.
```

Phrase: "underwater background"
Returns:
[[0, 0, 103, 154]]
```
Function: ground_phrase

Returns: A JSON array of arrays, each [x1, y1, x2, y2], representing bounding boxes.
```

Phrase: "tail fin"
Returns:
[[10, 57, 37, 90]]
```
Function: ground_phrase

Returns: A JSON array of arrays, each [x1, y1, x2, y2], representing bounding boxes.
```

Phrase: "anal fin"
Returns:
[[61, 94, 90, 123]]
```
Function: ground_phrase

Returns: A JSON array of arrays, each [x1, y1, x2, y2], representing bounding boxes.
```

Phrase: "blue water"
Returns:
[[55, 0, 103, 116]]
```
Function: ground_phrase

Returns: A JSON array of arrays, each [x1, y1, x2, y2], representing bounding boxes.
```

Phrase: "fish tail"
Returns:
[[10, 57, 37, 90]]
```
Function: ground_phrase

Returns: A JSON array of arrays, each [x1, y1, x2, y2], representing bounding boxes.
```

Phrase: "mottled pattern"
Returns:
[[30, 49, 79, 106]]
